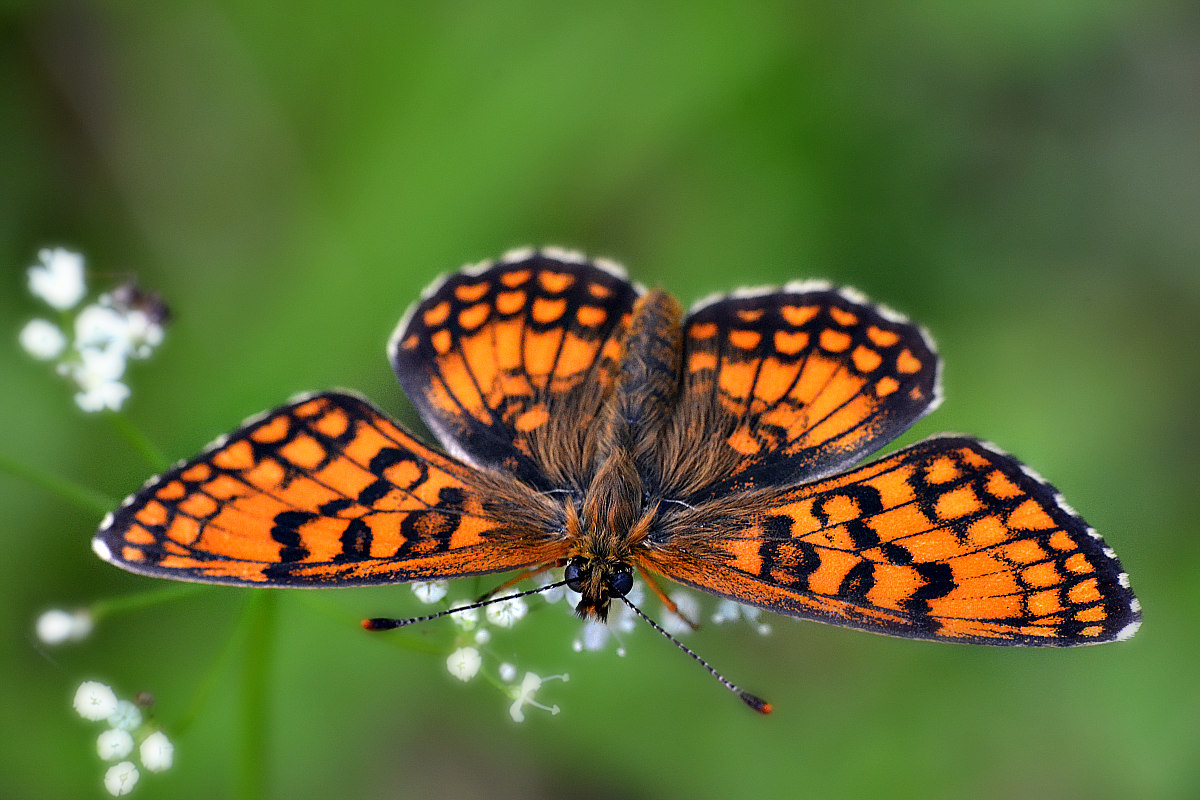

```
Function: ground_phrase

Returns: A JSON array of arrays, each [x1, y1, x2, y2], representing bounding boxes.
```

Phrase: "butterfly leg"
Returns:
[[476, 559, 568, 602], [637, 566, 701, 631]]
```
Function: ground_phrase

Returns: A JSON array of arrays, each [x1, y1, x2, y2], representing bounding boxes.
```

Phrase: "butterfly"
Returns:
[[94, 247, 1141, 710]]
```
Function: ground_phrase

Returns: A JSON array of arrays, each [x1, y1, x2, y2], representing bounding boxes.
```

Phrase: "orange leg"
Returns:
[[637, 566, 700, 630], [477, 559, 567, 602]]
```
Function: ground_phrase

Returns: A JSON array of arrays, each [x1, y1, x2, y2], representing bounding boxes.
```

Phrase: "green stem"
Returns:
[[0, 451, 115, 515], [90, 584, 208, 620], [238, 591, 276, 800], [106, 412, 170, 471]]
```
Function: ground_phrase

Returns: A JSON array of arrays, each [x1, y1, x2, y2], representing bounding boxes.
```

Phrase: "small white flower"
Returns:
[[36, 609, 74, 644], [103, 761, 139, 796], [447, 601, 479, 631], [121, 309, 164, 359], [508, 671, 567, 723], [711, 599, 772, 634], [538, 580, 566, 604], [446, 646, 482, 681], [573, 620, 613, 653], [28, 247, 86, 310], [498, 662, 517, 682], [711, 599, 741, 624], [71, 348, 129, 412], [411, 581, 448, 604], [74, 681, 119, 721], [139, 731, 174, 772], [19, 319, 67, 360], [75, 304, 130, 356], [611, 602, 637, 635], [74, 380, 131, 413], [661, 591, 701, 637], [36, 608, 92, 644], [485, 596, 528, 628], [107, 700, 142, 731], [473, 628, 492, 645], [97, 729, 134, 760]]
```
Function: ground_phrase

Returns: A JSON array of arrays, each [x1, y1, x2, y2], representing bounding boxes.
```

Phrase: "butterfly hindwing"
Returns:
[[93, 392, 566, 587], [390, 248, 640, 491], [664, 283, 939, 500], [644, 436, 1140, 645]]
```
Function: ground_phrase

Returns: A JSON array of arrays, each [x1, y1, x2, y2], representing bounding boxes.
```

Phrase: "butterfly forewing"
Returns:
[[389, 250, 640, 491], [643, 436, 1140, 645], [93, 392, 566, 586]]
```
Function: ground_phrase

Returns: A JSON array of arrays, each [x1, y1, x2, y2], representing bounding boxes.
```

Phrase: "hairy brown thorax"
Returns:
[[564, 291, 684, 619]]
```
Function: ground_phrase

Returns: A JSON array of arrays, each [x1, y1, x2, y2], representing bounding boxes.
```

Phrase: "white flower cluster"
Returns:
[[72, 682, 173, 796], [412, 575, 770, 721], [19, 248, 168, 413], [412, 580, 569, 723]]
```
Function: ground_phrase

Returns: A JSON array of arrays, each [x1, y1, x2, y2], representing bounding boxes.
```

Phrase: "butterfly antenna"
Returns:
[[620, 596, 772, 714], [362, 580, 570, 630]]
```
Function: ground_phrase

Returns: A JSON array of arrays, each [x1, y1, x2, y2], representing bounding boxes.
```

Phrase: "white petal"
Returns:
[[140, 731, 174, 772], [74, 681, 119, 721], [97, 729, 134, 760], [103, 761, 139, 796], [75, 380, 130, 413], [75, 305, 131, 354], [107, 700, 142, 731], [411, 581, 448, 604], [36, 609, 74, 644], [19, 319, 67, 360], [446, 647, 481, 681], [447, 601, 479, 631], [28, 248, 86, 310], [485, 597, 528, 628]]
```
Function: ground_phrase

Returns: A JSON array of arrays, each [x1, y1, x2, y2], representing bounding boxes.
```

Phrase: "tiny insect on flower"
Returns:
[[19, 248, 169, 414], [28, 247, 86, 310], [97, 729, 134, 761], [446, 646, 482, 681], [139, 731, 174, 773], [19, 319, 67, 360], [75, 681, 119, 721], [103, 761, 139, 796]]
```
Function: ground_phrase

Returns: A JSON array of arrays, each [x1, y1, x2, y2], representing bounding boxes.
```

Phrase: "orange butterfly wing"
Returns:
[[667, 283, 939, 498], [389, 248, 639, 491], [644, 436, 1140, 645], [93, 392, 566, 586]]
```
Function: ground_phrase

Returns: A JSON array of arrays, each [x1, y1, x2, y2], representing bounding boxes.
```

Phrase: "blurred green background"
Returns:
[[3, 2, 1197, 798]]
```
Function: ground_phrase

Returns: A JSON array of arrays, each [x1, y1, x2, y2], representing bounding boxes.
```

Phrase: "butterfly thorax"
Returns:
[[565, 290, 683, 621]]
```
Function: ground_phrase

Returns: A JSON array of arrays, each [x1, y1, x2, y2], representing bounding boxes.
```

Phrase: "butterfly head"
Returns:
[[563, 555, 634, 622]]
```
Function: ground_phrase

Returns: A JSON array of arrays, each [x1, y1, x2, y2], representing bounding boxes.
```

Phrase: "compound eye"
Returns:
[[564, 558, 586, 593], [608, 568, 633, 598]]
